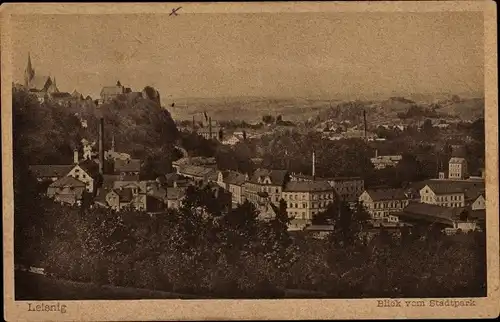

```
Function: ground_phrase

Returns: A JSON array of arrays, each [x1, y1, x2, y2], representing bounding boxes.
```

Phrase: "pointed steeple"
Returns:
[[24, 52, 35, 87]]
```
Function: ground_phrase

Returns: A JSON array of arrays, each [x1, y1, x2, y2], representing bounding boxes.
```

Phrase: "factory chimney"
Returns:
[[73, 149, 79, 164], [363, 109, 367, 141], [98, 117, 104, 175], [209, 117, 212, 139], [312, 150, 316, 179]]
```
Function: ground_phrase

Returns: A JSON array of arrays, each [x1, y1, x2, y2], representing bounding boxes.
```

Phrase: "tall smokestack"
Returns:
[[209, 117, 212, 139], [192, 115, 195, 131], [363, 109, 367, 141], [312, 150, 316, 179], [98, 118, 104, 175]]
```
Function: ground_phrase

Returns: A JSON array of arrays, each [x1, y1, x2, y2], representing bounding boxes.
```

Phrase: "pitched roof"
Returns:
[[29, 165, 73, 178], [29, 75, 51, 91], [449, 157, 467, 164], [284, 180, 333, 192], [166, 187, 187, 200], [179, 165, 216, 178], [224, 171, 247, 186], [423, 182, 464, 195], [115, 188, 134, 202], [102, 174, 120, 189], [115, 159, 141, 173], [49, 176, 86, 188], [77, 159, 100, 178], [364, 188, 409, 201], [100, 86, 124, 96], [51, 92, 72, 99], [400, 202, 469, 225], [146, 184, 167, 201], [250, 169, 288, 186], [172, 156, 216, 167]]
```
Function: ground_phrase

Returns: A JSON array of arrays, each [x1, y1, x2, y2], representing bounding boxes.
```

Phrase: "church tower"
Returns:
[[24, 52, 35, 88]]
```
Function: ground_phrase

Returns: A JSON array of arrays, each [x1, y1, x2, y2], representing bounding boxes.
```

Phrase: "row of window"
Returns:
[[439, 202, 463, 208], [373, 201, 406, 209], [287, 202, 330, 209], [284, 193, 334, 201]]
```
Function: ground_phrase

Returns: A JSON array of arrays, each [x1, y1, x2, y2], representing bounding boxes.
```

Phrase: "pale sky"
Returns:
[[11, 12, 484, 99]]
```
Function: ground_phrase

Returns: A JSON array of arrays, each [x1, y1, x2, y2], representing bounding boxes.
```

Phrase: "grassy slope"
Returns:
[[15, 271, 329, 300], [15, 271, 206, 300]]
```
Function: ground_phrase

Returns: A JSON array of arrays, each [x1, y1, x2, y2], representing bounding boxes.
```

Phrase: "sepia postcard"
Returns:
[[2, 1, 499, 320]]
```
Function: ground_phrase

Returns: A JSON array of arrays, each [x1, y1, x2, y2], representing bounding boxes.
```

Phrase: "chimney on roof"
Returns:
[[73, 149, 79, 164], [98, 118, 104, 175]]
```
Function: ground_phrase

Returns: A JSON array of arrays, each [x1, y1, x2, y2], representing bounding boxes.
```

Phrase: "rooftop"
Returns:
[[284, 180, 333, 192], [399, 202, 470, 225], [114, 159, 141, 173], [49, 176, 86, 188], [364, 188, 409, 201], [29, 164, 73, 178], [250, 169, 289, 186], [179, 165, 217, 178], [224, 170, 247, 186], [166, 187, 187, 200]]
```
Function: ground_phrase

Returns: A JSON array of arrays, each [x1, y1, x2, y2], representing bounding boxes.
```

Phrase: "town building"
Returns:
[[29, 165, 74, 183], [398, 202, 480, 235], [165, 187, 188, 209], [448, 157, 468, 180], [172, 156, 217, 173], [67, 159, 100, 193], [470, 192, 486, 211], [100, 81, 130, 103], [326, 177, 364, 202], [23, 53, 58, 102], [370, 150, 402, 170], [358, 188, 411, 222], [222, 135, 241, 146], [114, 159, 141, 177], [282, 180, 336, 228], [22, 53, 84, 106], [176, 165, 218, 184], [216, 170, 248, 206], [104, 136, 132, 162], [197, 126, 224, 141], [46, 176, 86, 206], [244, 169, 289, 206], [290, 174, 364, 202]]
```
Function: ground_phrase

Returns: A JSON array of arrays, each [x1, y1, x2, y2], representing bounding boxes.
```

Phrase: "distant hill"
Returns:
[[313, 95, 484, 128], [164, 94, 484, 125], [165, 96, 339, 123]]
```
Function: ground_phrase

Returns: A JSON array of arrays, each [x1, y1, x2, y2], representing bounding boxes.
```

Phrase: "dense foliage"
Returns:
[[16, 185, 486, 299], [13, 89, 179, 175]]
